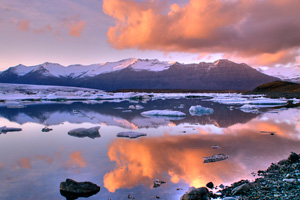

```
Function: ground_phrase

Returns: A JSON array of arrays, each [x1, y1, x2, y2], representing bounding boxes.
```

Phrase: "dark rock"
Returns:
[[128, 194, 135, 199], [288, 152, 300, 163], [68, 126, 100, 139], [180, 187, 209, 200], [42, 127, 53, 132], [206, 182, 214, 189], [278, 159, 289, 166], [231, 183, 253, 195], [153, 178, 166, 188], [0, 126, 22, 133], [60, 179, 100, 199], [203, 154, 229, 163]]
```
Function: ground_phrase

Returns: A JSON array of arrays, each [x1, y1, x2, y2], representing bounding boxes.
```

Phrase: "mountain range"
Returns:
[[0, 58, 280, 91]]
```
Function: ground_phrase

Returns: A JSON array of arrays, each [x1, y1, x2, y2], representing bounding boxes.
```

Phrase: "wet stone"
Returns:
[[206, 182, 214, 189], [60, 179, 100, 199], [180, 187, 210, 200]]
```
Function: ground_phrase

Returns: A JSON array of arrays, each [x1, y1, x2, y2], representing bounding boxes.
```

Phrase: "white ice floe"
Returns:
[[141, 110, 186, 117], [239, 104, 259, 114], [248, 99, 288, 107], [141, 110, 186, 120], [128, 104, 144, 110], [117, 131, 147, 139], [189, 105, 214, 116]]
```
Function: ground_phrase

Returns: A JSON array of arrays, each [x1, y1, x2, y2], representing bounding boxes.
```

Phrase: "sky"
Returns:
[[0, 0, 299, 71]]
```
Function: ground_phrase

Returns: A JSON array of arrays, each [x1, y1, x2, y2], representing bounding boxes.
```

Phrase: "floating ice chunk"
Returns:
[[117, 131, 147, 139], [141, 110, 186, 120], [141, 110, 186, 117], [249, 99, 288, 107], [68, 126, 100, 139], [189, 105, 214, 116], [239, 104, 259, 114], [0, 126, 22, 133], [178, 104, 185, 109], [128, 104, 144, 110], [128, 105, 135, 109], [203, 154, 229, 163], [135, 105, 144, 110], [122, 110, 133, 113]]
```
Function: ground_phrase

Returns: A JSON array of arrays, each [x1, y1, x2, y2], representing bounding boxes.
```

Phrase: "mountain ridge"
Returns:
[[0, 58, 279, 91]]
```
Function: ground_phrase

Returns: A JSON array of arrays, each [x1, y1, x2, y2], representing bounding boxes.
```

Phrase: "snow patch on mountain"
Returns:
[[6, 58, 174, 79], [130, 59, 173, 72], [259, 66, 300, 83]]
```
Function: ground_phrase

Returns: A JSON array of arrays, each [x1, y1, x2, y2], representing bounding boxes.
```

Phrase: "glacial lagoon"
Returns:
[[0, 96, 300, 200]]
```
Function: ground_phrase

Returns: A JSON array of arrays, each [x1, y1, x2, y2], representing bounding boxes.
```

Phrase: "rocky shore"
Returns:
[[181, 152, 300, 200]]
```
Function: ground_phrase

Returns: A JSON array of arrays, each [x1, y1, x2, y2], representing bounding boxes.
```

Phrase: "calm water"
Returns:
[[0, 98, 300, 200]]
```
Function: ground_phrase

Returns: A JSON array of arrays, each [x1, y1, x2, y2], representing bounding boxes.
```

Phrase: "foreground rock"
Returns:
[[68, 126, 100, 139], [0, 126, 22, 134], [117, 131, 147, 139], [180, 187, 210, 200], [60, 179, 100, 199], [216, 152, 300, 199]]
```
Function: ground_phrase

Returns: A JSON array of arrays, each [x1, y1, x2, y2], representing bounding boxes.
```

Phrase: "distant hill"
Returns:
[[250, 81, 300, 98], [0, 58, 279, 91]]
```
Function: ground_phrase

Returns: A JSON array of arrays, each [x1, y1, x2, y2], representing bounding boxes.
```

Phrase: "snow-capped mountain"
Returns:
[[5, 58, 173, 79], [259, 66, 300, 83], [0, 58, 278, 91]]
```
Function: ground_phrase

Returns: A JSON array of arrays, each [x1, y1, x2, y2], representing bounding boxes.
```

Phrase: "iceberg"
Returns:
[[248, 99, 288, 107], [239, 104, 259, 114], [189, 105, 214, 116], [141, 110, 186, 120], [117, 131, 147, 139], [141, 110, 186, 117]]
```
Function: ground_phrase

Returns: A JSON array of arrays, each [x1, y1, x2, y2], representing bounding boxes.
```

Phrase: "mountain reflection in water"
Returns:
[[0, 99, 299, 200], [0, 99, 258, 128]]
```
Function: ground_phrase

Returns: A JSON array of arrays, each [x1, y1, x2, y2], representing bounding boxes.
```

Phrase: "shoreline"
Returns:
[[181, 152, 300, 199]]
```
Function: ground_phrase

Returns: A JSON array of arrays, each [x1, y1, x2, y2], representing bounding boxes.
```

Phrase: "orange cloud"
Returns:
[[67, 151, 86, 168], [68, 20, 85, 37], [103, 0, 300, 66], [18, 20, 30, 31], [104, 115, 300, 192], [104, 135, 247, 192], [113, 118, 138, 130]]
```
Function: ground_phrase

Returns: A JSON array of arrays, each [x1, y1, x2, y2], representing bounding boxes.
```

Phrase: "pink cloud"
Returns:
[[68, 20, 86, 37], [103, 0, 300, 66], [33, 25, 52, 34], [18, 20, 30, 31]]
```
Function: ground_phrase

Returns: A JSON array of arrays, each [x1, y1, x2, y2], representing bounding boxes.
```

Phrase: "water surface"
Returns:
[[0, 98, 299, 200]]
